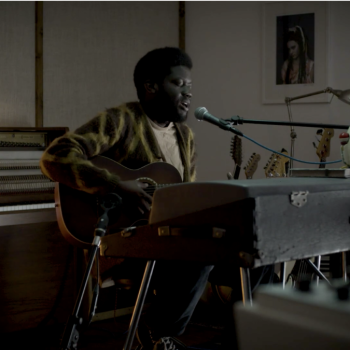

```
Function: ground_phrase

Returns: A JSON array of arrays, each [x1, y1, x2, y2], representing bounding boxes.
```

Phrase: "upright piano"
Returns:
[[0, 127, 71, 333], [0, 127, 68, 226]]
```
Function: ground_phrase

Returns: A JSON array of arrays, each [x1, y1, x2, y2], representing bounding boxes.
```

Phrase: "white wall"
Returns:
[[186, 2, 350, 181], [43, 2, 178, 131]]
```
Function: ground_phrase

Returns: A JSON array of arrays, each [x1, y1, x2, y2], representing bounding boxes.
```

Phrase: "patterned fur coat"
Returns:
[[40, 101, 196, 193]]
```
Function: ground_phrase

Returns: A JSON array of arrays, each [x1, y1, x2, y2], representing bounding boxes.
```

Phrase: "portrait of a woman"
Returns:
[[281, 26, 314, 84]]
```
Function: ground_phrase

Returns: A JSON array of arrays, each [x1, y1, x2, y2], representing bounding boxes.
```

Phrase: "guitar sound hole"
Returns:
[[137, 177, 157, 186]]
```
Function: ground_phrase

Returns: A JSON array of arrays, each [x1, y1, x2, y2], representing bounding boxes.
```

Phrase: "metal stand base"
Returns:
[[304, 259, 330, 285]]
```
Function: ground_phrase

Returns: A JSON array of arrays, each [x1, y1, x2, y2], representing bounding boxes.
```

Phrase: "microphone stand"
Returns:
[[60, 193, 122, 350], [227, 116, 349, 130]]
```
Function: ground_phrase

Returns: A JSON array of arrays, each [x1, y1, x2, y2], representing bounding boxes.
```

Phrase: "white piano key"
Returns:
[[0, 202, 55, 213]]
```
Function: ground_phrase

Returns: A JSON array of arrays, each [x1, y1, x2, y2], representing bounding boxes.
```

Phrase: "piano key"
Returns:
[[0, 202, 55, 213]]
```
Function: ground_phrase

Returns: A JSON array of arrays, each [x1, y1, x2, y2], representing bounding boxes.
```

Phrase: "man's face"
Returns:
[[157, 65, 192, 123]]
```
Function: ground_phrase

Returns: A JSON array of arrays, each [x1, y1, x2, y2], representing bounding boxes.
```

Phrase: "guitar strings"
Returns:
[[143, 184, 174, 195]]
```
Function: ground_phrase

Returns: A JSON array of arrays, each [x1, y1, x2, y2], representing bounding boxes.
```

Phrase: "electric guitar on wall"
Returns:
[[244, 153, 261, 179], [314, 128, 334, 169], [227, 135, 242, 180], [55, 155, 182, 249], [264, 148, 289, 178]]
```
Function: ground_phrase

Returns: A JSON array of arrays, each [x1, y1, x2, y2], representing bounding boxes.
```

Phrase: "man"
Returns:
[[40, 47, 213, 350]]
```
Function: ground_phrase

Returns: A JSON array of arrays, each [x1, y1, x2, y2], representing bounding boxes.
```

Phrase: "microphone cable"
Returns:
[[237, 131, 342, 165]]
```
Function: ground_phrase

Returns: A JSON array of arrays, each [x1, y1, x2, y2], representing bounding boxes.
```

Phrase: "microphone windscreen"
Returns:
[[194, 107, 207, 120]]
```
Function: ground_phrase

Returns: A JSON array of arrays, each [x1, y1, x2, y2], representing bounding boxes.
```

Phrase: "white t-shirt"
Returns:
[[147, 118, 184, 181]]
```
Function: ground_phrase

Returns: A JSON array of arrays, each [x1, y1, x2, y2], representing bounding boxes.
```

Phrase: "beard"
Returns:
[[171, 109, 188, 123], [157, 94, 188, 124]]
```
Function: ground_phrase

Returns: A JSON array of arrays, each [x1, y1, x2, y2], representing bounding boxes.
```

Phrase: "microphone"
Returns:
[[194, 107, 243, 136]]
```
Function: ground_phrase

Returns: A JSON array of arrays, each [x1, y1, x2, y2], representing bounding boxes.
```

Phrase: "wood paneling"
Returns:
[[179, 1, 186, 50], [0, 2, 35, 126], [35, 1, 44, 127]]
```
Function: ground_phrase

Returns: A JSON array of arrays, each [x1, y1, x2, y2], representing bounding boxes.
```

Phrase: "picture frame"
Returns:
[[262, 2, 329, 104]]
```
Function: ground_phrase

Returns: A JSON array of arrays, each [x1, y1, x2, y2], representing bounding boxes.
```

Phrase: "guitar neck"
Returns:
[[233, 165, 241, 180]]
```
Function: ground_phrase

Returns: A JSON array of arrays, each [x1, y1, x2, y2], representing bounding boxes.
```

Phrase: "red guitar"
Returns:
[[55, 156, 182, 249]]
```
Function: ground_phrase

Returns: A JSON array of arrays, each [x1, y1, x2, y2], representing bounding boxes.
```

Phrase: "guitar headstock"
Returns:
[[230, 135, 242, 166], [244, 153, 261, 179], [315, 128, 334, 162], [264, 148, 289, 178]]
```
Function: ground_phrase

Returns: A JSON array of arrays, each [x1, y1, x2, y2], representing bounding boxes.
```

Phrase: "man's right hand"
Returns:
[[115, 180, 153, 214]]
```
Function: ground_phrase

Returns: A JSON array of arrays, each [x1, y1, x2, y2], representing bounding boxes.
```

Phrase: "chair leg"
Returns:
[[123, 260, 156, 350]]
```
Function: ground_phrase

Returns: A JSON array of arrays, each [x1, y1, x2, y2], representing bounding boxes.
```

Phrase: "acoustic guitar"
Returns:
[[55, 155, 182, 249]]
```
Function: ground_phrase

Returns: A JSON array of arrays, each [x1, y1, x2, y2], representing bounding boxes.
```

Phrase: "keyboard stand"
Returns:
[[122, 261, 253, 350], [240, 268, 253, 306], [123, 260, 156, 350]]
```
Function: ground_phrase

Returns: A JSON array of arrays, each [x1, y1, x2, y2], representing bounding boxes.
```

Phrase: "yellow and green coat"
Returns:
[[40, 101, 196, 194]]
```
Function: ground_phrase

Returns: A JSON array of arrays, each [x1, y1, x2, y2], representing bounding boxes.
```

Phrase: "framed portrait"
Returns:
[[262, 2, 329, 104]]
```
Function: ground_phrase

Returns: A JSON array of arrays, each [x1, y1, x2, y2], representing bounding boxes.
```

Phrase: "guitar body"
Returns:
[[55, 156, 182, 249]]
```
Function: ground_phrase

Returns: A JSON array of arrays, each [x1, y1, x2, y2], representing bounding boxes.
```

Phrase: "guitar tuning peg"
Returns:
[[312, 142, 317, 149], [316, 129, 323, 135]]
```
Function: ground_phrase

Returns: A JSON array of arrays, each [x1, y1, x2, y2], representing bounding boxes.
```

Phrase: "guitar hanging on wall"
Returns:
[[264, 148, 289, 178], [314, 128, 334, 168], [227, 135, 242, 180], [244, 153, 261, 179]]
